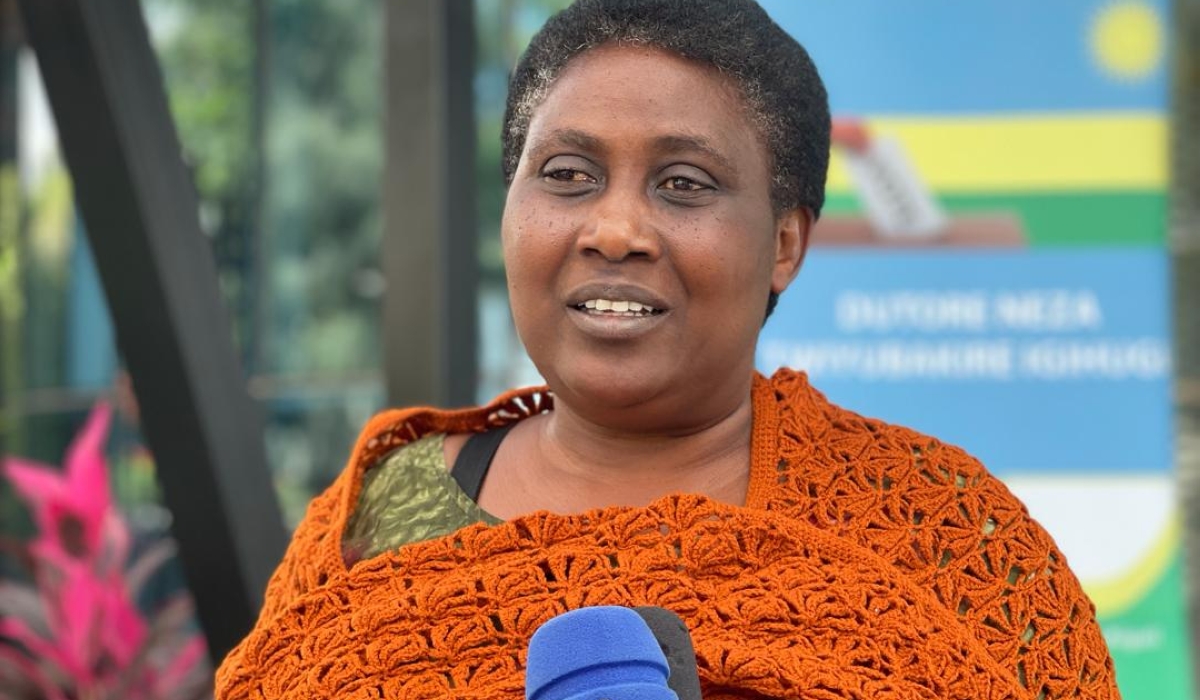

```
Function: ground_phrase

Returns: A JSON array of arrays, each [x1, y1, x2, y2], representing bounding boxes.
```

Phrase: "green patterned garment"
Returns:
[[342, 434, 501, 563]]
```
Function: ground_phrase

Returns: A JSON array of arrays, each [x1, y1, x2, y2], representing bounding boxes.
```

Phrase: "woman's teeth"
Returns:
[[577, 299, 660, 316]]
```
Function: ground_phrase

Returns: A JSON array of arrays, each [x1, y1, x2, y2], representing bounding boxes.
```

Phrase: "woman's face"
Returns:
[[502, 44, 808, 430]]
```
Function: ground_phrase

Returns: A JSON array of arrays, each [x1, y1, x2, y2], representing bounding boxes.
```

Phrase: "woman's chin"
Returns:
[[538, 349, 752, 432], [549, 367, 675, 421]]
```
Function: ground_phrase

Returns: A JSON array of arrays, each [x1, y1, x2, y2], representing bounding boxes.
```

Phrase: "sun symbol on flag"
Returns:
[[1089, 1, 1165, 82]]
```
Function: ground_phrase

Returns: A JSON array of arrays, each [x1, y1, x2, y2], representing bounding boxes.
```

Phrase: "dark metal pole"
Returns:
[[15, 0, 288, 663], [383, 0, 479, 409], [1172, 0, 1200, 689]]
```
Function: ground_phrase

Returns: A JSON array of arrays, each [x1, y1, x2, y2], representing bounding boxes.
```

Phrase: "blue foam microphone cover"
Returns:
[[525, 606, 679, 700]]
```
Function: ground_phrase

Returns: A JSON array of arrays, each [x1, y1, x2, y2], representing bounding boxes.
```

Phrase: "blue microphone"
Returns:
[[525, 606, 697, 700]]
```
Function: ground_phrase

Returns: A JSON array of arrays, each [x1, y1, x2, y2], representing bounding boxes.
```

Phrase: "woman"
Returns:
[[216, 1, 1119, 698]]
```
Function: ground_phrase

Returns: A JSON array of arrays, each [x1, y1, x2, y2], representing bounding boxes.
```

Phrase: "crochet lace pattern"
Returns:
[[216, 369, 1117, 700]]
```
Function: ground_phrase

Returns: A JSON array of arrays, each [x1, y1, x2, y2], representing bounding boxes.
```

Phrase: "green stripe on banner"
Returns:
[[823, 191, 1165, 246], [1098, 551, 1194, 700]]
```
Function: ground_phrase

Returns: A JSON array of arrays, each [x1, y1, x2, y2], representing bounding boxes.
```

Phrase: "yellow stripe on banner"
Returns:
[[826, 112, 1166, 194], [1082, 510, 1180, 618]]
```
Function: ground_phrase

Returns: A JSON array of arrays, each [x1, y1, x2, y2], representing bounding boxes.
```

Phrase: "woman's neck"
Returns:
[[476, 388, 755, 519]]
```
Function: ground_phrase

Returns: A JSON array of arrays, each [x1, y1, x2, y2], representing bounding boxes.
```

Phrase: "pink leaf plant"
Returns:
[[0, 402, 212, 699]]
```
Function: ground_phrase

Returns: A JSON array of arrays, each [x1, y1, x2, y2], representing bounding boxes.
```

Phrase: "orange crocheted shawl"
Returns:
[[216, 369, 1117, 700]]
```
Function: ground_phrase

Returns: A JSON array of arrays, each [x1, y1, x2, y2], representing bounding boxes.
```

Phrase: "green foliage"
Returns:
[[0, 165, 21, 452], [144, 0, 586, 374], [264, 0, 382, 374], [21, 169, 72, 394], [147, 0, 383, 375], [150, 0, 254, 200]]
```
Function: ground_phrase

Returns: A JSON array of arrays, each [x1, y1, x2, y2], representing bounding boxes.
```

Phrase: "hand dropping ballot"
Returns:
[[841, 133, 948, 239]]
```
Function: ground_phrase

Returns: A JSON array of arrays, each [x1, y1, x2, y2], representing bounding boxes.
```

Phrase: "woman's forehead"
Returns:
[[546, 43, 747, 110], [523, 44, 766, 166]]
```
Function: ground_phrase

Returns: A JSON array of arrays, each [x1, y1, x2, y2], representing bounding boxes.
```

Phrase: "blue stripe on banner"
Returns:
[[758, 0, 1168, 115], [756, 249, 1170, 474]]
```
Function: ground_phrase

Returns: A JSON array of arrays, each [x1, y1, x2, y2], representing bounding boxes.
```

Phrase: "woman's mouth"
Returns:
[[572, 298, 665, 318], [566, 296, 670, 341]]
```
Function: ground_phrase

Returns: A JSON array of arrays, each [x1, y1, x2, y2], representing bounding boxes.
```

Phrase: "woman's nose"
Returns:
[[576, 194, 662, 263]]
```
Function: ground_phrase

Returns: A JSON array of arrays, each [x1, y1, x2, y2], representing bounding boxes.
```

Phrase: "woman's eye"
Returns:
[[662, 176, 706, 191], [545, 168, 593, 183]]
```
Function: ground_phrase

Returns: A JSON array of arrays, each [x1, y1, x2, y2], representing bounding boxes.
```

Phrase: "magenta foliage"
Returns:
[[0, 402, 210, 699]]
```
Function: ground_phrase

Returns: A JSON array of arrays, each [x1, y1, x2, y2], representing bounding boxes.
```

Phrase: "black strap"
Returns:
[[450, 423, 517, 502]]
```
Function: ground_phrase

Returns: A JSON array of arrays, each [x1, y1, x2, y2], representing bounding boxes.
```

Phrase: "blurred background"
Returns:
[[0, 0, 1196, 698]]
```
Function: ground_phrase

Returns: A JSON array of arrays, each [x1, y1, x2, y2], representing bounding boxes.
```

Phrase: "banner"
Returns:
[[756, 2, 1188, 697]]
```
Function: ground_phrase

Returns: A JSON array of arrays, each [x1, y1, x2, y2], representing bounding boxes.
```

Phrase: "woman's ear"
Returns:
[[770, 207, 813, 294]]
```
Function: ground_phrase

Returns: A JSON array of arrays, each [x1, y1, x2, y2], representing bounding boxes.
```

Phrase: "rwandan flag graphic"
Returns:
[[755, 2, 1186, 697]]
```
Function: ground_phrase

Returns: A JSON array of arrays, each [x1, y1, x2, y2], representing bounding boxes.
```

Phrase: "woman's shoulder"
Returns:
[[342, 434, 500, 564], [766, 365, 996, 484], [336, 387, 552, 557], [764, 365, 1049, 569], [347, 385, 553, 479], [763, 366, 1117, 698], [236, 389, 551, 631]]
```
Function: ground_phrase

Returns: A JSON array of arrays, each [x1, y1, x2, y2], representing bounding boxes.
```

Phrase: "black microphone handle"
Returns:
[[633, 606, 703, 700]]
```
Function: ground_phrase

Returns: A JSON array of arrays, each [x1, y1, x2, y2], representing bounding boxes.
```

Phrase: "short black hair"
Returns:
[[501, 0, 830, 218]]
